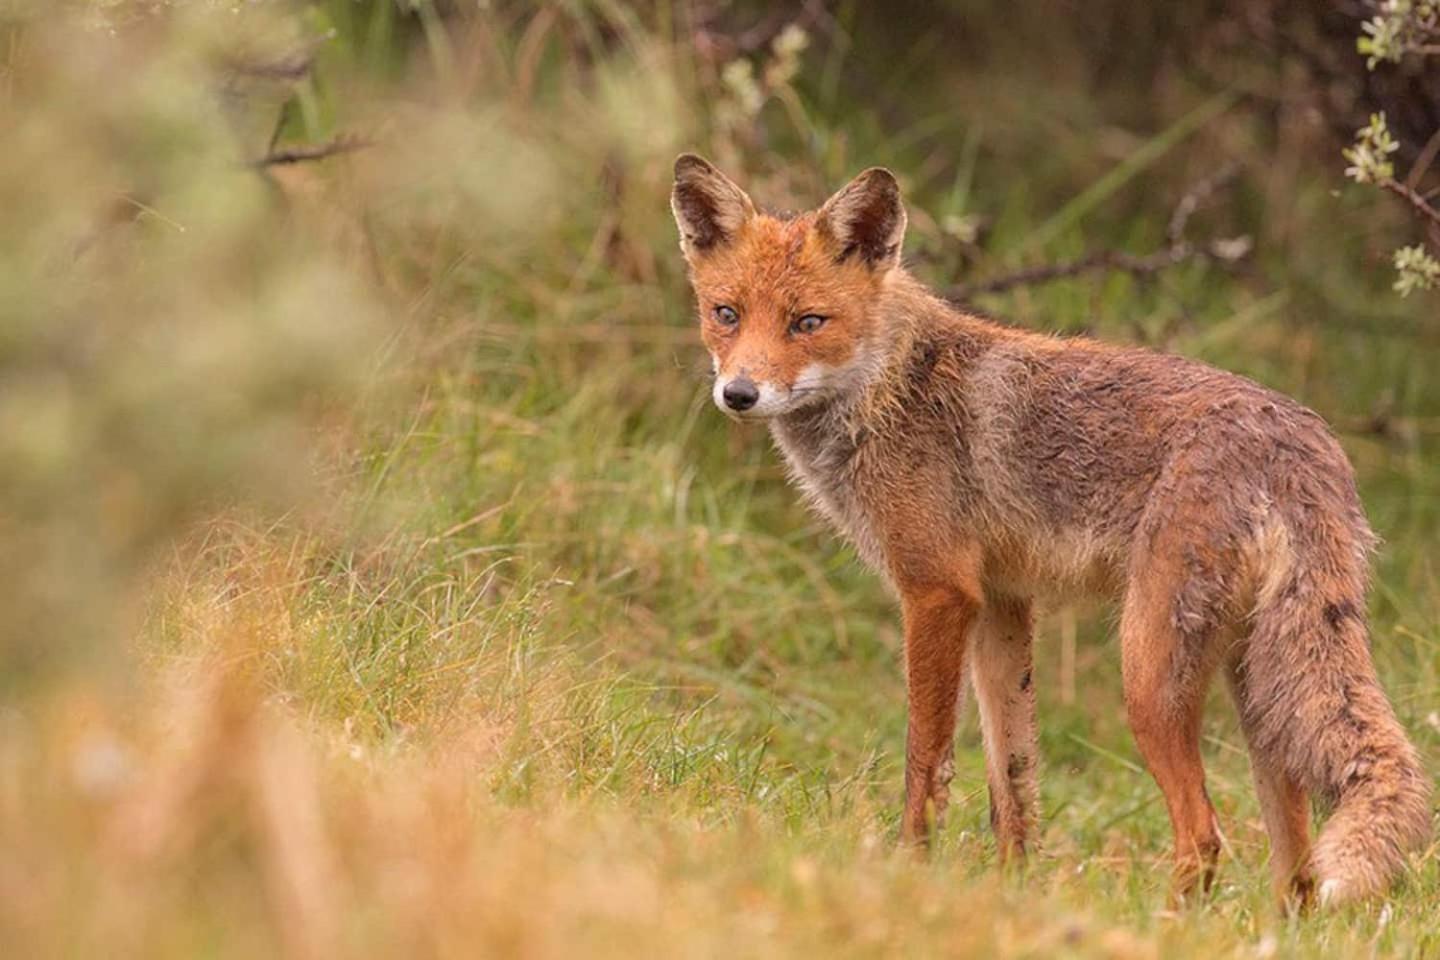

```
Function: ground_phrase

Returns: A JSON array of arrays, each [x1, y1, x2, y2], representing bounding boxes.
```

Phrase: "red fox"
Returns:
[[670, 154, 1430, 907]]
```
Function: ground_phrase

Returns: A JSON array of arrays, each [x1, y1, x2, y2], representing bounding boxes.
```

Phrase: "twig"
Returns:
[[254, 135, 372, 168], [949, 240, 1251, 298], [1403, 127, 1440, 191], [948, 165, 1250, 299], [1381, 178, 1440, 229], [225, 52, 315, 81], [1167, 163, 1239, 243], [695, 0, 833, 58], [222, 33, 334, 83], [731, 3, 829, 52]]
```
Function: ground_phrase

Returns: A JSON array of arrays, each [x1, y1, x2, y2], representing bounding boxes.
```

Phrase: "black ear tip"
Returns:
[[674, 153, 714, 179]]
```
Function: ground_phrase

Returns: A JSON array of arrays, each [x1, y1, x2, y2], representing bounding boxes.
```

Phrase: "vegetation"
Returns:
[[1, 2, 1437, 957], [1346, 2, 1440, 294]]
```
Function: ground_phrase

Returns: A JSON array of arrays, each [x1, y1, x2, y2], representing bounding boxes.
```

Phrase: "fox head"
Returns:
[[670, 154, 907, 420]]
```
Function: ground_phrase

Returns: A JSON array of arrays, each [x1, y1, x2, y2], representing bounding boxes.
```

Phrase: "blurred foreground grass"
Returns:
[[2, 3, 1439, 957]]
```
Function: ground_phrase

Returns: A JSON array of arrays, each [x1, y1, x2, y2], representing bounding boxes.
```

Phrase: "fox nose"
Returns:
[[722, 377, 759, 412]]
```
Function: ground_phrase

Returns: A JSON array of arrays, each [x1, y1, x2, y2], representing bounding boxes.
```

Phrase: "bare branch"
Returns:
[[1405, 127, 1440, 191], [221, 34, 333, 83], [1167, 163, 1239, 244], [254, 135, 372, 168], [225, 52, 315, 82], [948, 166, 1249, 300], [1381, 177, 1440, 229], [948, 240, 1250, 298]]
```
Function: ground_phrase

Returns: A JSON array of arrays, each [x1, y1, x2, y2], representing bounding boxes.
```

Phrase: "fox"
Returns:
[[669, 153, 1431, 908]]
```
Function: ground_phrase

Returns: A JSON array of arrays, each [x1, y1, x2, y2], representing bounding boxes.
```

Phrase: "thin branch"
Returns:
[[1404, 127, 1440, 191], [1381, 178, 1440, 229], [221, 36, 329, 83], [227, 53, 315, 81], [949, 240, 1250, 298], [254, 135, 372, 168], [1167, 163, 1239, 243], [731, 3, 829, 52], [948, 165, 1249, 300]]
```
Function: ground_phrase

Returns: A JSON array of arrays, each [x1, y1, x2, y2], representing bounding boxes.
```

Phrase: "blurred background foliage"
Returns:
[[0, 1, 1438, 957]]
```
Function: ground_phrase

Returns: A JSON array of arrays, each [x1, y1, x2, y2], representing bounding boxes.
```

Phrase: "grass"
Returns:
[[3, 2, 1440, 957]]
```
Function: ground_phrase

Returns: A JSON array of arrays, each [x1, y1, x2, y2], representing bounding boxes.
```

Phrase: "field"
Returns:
[[2, 2, 1439, 957]]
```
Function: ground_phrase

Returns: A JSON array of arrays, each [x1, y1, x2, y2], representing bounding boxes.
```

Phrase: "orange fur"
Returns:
[[694, 215, 877, 390]]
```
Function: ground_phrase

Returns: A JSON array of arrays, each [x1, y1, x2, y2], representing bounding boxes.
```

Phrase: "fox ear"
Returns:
[[817, 167, 906, 270], [671, 154, 755, 257]]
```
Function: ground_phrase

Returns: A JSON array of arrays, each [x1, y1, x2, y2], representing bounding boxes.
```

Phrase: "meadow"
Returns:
[[2, 2, 1438, 957]]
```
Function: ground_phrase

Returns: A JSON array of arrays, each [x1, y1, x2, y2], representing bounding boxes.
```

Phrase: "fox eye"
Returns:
[[713, 305, 739, 327], [792, 314, 827, 335]]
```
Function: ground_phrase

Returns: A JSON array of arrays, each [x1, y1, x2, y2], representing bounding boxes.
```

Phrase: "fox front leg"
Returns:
[[898, 583, 978, 847]]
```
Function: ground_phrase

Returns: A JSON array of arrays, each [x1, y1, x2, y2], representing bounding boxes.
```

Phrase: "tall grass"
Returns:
[[1, 2, 1437, 957]]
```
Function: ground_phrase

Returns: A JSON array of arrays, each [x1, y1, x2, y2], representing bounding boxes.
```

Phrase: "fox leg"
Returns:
[[1119, 573, 1222, 902], [970, 595, 1038, 861], [1224, 658, 1315, 909], [899, 582, 979, 847]]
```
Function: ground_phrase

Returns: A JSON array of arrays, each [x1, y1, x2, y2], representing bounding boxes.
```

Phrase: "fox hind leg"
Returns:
[[1225, 658, 1315, 910], [1119, 571, 1223, 903], [970, 595, 1038, 861]]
